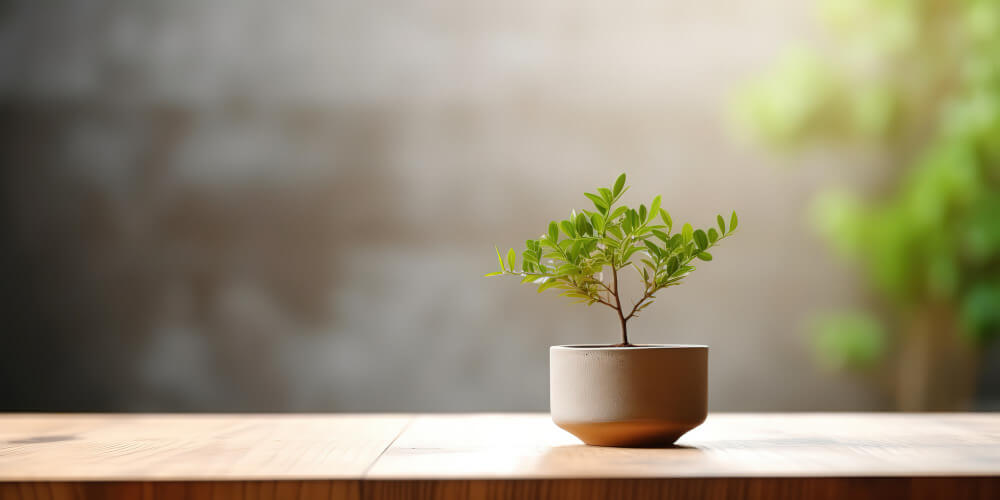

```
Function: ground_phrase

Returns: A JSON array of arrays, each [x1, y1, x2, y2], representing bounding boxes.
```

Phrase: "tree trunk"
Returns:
[[894, 303, 980, 410]]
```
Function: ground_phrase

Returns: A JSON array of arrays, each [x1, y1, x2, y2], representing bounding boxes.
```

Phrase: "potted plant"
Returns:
[[487, 173, 738, 447]]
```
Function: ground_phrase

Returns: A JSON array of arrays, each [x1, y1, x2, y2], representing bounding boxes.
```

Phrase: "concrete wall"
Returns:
[[0, 0, 885, 411]]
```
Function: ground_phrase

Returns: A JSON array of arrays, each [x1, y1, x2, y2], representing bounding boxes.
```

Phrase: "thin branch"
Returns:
[[611, 264, 629, 345], [594, 297, 616, 309], [624, 286, 657, 321]]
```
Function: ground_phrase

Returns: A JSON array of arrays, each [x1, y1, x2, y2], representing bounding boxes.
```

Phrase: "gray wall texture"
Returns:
[[0, 0, 886, 411]]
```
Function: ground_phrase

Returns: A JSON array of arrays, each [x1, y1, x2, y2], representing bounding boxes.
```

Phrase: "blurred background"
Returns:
[[1, 0, 997, 413]]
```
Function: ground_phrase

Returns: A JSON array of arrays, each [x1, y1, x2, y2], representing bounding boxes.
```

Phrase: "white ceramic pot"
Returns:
[[550, 344, 708, 447]]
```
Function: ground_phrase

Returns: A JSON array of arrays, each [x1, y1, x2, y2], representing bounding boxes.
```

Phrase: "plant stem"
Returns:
[[625, 287, 655, 321], [611, 264, 630, 346]]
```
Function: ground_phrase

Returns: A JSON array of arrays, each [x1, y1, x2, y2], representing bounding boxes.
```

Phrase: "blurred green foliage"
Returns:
[[810, 312, 888, 370], [735, 0, 1000, 366]]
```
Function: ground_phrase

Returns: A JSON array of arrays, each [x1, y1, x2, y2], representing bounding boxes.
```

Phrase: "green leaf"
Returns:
[[598, 187, 613, 201], [643, 240, 662, 258], [693, 229, 709, 250], [548, 221, 559, 242], [495, 245, 506, 272], [639, 204, 647, 223], [667, 233, 683, 251], [537, 279, 561, 293], [609, 206, 628, 221], [483, 271, 503, 277], [660, 209, 672, 230], [623, 245, 644, 260], [607, 225, 624, 239], [555, 263, 580, 275], [584, 192, 608, 211], [666, 256, 679, 275], [569, 239, 584, 260], [684, 242, 698, 259], [649, 195, 661, 220], [717, 214, 726, 234], [730, 211, 738, 232], [579, 212, 594, 236], [708, 227, 719, 243], [600, 237, 620, 248], [612, 173, 626, 197], [560, 220, 577, 238], [697, 252, 713, 261], [682, 223, 694, 244], [590, 212, 605, 233], [507, 248, 516, 271], [651, 229, 670, 243]]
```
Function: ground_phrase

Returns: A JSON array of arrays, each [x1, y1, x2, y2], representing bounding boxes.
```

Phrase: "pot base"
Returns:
[[554, 419, 703, 447]]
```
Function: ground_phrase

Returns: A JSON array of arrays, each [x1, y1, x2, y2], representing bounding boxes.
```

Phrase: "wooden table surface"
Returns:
[[1, 413, 998, 499]]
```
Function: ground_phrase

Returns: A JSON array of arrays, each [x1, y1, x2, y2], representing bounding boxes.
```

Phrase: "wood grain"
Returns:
[[1, 413, 998, 499], [0, 414, 410, 480], [367, 413, 1000, 479], [0, 481, 361, 500], [1, 478, 998, 500], [360, 478, 1000, 500]]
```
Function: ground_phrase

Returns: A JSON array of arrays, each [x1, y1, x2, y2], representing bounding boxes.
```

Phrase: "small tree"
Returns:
[[487, 174, 738, 346]]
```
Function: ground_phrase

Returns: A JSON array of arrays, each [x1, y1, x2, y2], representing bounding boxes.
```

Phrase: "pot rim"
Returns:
[[551, 343, 708, 350]]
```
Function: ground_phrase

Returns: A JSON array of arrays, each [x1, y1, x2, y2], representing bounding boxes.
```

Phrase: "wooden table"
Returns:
[[1, 413, 998, 499]]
